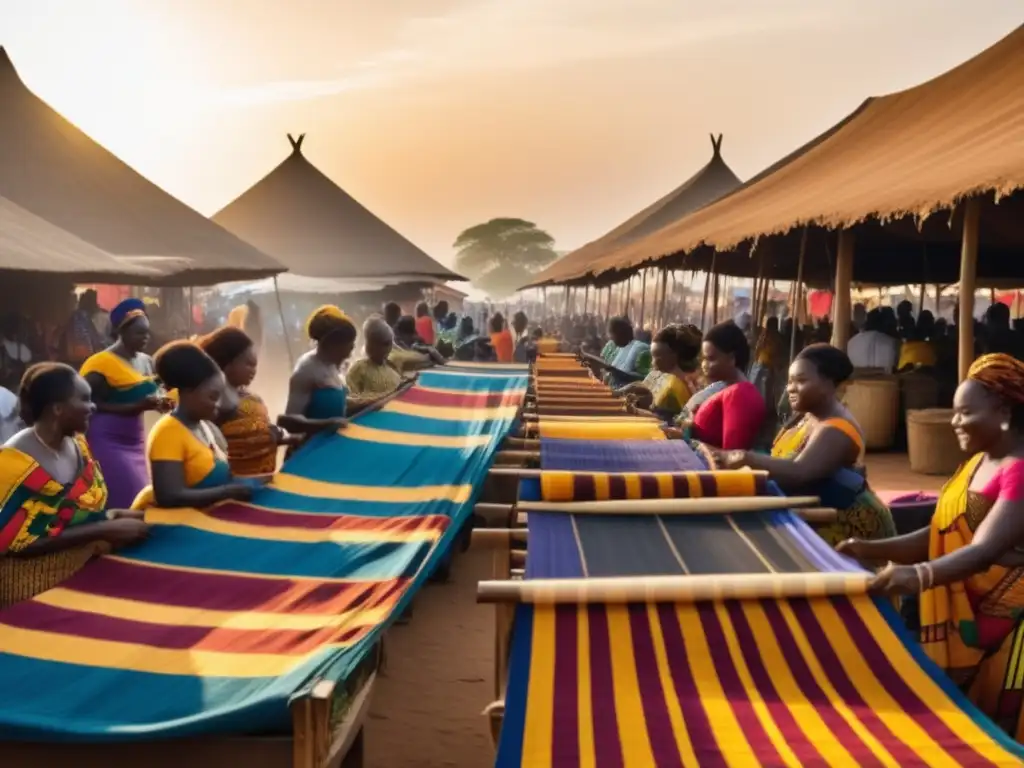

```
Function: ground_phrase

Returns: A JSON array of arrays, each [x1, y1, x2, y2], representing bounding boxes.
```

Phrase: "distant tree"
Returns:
[[453, 218, 558, 298]]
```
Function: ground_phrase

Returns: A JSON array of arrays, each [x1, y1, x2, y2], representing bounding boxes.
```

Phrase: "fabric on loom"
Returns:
[[538, 469, 766, 502], [0, 369, 526, 741], [540, 438, 704, 472], [497, 597, 1024, 767], [536, 421, 665, 441]]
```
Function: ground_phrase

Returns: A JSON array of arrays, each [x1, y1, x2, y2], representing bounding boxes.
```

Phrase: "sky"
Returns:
[[2, 1, 1021, 265]]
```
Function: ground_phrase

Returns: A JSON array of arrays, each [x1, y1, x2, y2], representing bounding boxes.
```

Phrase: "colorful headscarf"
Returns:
[[305, 305, 353, 341], [110, 298, 147, 331], [967, 353, 1024, 405]]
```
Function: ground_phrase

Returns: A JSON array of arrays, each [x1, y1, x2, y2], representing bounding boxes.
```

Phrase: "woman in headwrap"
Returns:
[[278, 305, 356, 439], [198, 326, 295, 477], [621, 324, 704, 422], [80, 298, 170, 509], [838, 353, 1024, 741]]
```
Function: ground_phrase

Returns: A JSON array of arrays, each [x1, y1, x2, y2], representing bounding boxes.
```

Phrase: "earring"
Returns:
[[1001, 422, 1010, 432]]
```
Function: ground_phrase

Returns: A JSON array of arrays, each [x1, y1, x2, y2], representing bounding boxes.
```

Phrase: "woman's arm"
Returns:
[[277, 368, 345, 434], [741, 426, 858, 489], [12, 518, 148, 556], [836, 527, 930, 565], [84, 372, 153, 415], [150, 460, 251, 509]]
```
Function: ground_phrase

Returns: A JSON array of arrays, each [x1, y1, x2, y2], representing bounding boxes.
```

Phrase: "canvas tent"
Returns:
[[0, 47, 283, 285], [577, 24, 1024, 285], [213, 134, 463, 285], [0, 194, 159, 281], [522, 134, 741, 288]]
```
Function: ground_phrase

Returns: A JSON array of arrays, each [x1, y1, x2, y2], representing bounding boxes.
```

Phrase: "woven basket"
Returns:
[[0, 543, 104, 608], [907, 408, 964, 475], [843, 375, 900, 451]]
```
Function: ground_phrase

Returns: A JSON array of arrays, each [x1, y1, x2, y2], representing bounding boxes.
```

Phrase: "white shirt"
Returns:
[[847, 330, 899, 373], [0, 388, 24, 444]]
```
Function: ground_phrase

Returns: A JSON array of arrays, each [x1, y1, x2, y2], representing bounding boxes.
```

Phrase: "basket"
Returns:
[[843, 375, 899, 451], [0, 544, 103, 608], [907, 408, 964, 475], [900, 370, 940, 412]]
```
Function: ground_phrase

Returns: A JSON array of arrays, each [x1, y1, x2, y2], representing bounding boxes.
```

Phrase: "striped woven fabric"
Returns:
[[0, 369, 526, 741], [539, 469, 767, 502], [536, 421, 666, 441], [499, 598, 1024, 766]]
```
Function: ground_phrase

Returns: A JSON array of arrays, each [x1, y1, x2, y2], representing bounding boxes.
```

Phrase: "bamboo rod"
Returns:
[[958, 197, 980, 381], [638, 269, 649, 329], [831, 228, 855, 350], [503, 438, 539, 449], [516, 495, 820, 515], [477, 571, 871, 604], [521, 413, 660, 423], [797, 507, 839, 523], [475, 502, 516, 516], [789, 227, 809, 364], [471, 529, 528, 547]]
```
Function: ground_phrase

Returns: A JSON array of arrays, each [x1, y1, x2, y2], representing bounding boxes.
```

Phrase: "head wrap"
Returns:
[[305, 305, 352, 341], [110, 298, 147, 331], [967, 353, 1024, 405]]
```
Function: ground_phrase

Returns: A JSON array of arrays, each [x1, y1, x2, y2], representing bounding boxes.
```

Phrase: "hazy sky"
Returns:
[[3, 1, 1020, 264]]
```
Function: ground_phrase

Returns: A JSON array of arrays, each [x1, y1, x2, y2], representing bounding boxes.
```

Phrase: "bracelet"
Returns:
[[913, 563, 935, 592], [921, 562, 935, 591]]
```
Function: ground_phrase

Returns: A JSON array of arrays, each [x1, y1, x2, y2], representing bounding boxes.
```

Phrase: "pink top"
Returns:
[[977, 458, 1024, 502], [691, 380, 766, 450]]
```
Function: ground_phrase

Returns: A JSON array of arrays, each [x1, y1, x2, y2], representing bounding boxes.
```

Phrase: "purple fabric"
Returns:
[[540, 438, 704, 472], [86, 412, 148, 509], [525, 512, 584, 579]]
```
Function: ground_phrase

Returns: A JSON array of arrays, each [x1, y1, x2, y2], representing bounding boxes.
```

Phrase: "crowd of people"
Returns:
[[0, 290, 1023, 739]]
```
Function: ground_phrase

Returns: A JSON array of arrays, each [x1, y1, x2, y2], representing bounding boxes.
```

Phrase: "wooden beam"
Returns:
[[830, 228, 855, 350], [958, 197, 981, 381]]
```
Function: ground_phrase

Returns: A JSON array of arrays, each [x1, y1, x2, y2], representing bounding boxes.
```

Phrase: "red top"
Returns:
[[978, 459, 1024, 502], [415, 316, 435, 345], [691, 380, 766, 450]]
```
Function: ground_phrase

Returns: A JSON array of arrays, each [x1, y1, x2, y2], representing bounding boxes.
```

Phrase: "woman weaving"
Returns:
[[840, 353, 1024, 740], [0, 364, 148, 606], [133, 342, 258, 510], [663, 321, 765, 450], [581, 316, 651, 388], [620, 324, 705, 422], [80, 299, 171, 510], [198, 326, 297, 477], [278, 306, 357, 439], [715, 343, 895, 544]]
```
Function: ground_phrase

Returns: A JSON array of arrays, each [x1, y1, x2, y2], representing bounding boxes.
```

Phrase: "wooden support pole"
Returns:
[[790, 227, 809, 364], [958, 197, 981, 381], [831, 228, 855, 350], [582, 284, 590, 315], [638, 269, 649, 329]]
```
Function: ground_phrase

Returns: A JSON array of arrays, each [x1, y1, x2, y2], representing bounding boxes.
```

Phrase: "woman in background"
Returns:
[[414, 302, 436, 346], [489, 313, 515, 363], [80, 298, 170, 509], [134, 342, 256, 510], [718, 343, 895, 544], [622, 324, 704, 422], [199, 326, 294, 477], [279, 306, 356, 438], [665, 321, 764, 450], [0, 363, 147, 606]]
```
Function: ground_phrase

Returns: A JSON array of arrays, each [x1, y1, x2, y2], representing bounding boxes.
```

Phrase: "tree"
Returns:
[[453, 218, 559, 298]]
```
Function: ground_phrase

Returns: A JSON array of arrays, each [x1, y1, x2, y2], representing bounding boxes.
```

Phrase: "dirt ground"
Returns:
[[361, 453, 938, 768]]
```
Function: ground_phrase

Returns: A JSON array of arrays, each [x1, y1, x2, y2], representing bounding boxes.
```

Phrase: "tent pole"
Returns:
[[700, 258, 714, 330], [958, 197, 981, 381], [583, 284, 590, 315], [273, 276, 295, 369], [638, 270, 649, 329], [623, 276, 632, 319], [605, 285, 612, 322], [830, 228, 855, 351], [711, 270, 720, 325], [789, 227, 809, 365], [657, 266, 669, 329]]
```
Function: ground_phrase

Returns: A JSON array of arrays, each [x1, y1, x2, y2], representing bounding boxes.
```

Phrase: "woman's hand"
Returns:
[[99, 518, 150, 548], [835, 538, 883, 564], [711, 449, 748, 469], [156, 396, 176, 413], [661, 426, 683, 439], [222, 482, 256, 502], [106, 508, 145, 520], [323, 417, 348, 432], [868, 562, 922, 597], [139, 394, 163, 413]]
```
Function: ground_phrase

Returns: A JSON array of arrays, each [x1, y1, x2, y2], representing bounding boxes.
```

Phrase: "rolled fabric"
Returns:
[[518, 494, 819, 515], [537, 421, 666, 441], [477, 571, 871, 604], [539, 469, 768, 502]]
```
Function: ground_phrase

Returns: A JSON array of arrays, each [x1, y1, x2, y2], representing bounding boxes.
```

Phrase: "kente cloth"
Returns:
[[220, 390, 277, 477], [920, 453, 1024, 740], [540, 439, 704, 472], [771, 415, 896, 544], [0, 435, 107, 554], [0, 368, 526, 740], [648, 370, 703, 421], [536, 469, 767, 503]]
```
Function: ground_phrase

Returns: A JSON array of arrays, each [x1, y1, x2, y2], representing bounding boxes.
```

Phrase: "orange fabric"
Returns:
[[490, 329, 514, 363], [415, 316, 435, 345]]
